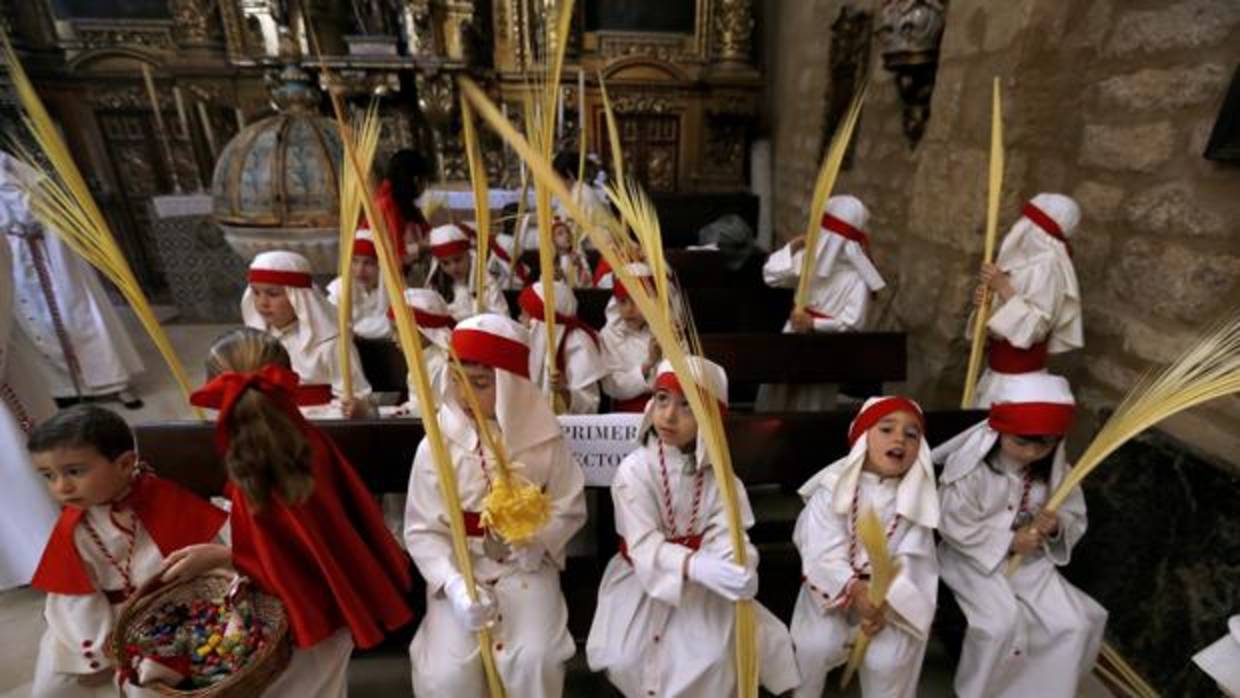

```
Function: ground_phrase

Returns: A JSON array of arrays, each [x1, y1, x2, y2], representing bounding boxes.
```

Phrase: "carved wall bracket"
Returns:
[[875, 0, 945, 148]]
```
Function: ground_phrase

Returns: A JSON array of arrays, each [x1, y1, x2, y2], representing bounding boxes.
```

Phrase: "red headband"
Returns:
[[352, 238, 378, 258], [386, 305, 456, 329], [653, 371, 728, 413], [452, 328, 530, 378], [821, 212, 871, 252], [431, 239, 471, 259], [189, 364, 330, 452], [248, 268, 312, 288], [988, 401, 1076, 436], [848, 396, 925, 446], [1022, 202, 1072, 255]]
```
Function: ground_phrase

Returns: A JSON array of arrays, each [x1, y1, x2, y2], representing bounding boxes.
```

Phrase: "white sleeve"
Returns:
[[938, 470, 1013, 575], [883, 524, 939, 639], [601, 363, 650, 402], [43, 592, 114, 674], [325, 278, 343, 306], [795, 487, 859, 612], [987, 264, 1063, 349], [403, 439, 460, 593], [762, 244, 800, 289], [812, 278, 870, 332], [611, 458, 694, 606], [527, 438, 587, 568], [1042, 482, 1088, 566]]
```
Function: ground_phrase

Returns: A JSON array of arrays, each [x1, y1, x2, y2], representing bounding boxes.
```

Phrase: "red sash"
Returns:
[[987, 339, 1049, 374], [617, 534, 703, 565]]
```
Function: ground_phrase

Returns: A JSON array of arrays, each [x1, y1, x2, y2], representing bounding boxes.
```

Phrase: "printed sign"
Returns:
[[558, 413, 645, 486]]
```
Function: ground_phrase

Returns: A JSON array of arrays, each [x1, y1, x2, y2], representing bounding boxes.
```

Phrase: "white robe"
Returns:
[[325, 277, 392, 340], [586, 438, 800, 697], [0, 240, 59, 590], [528, 322, 605, 415], [789, 470, 937, 698], [938, 455, 1106, 698], [598, 318, 653, 406], [6, 230, 144, 398], [264, 321, 371, 419], [558, 251, 592, 289], [973, 238, 1082, 408], [757, 241, 872, 411], [404, 401, 587, 698], [32, 507, 168, 697]]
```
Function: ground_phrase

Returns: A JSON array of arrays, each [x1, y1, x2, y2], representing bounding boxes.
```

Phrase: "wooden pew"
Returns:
[[518, 248, 731, 288], [133, 409, 983, 635], [504, 286, 794, 332]]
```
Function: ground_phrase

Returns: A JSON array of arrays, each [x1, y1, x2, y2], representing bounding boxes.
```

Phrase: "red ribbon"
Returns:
[[248, 268, 312, 288], [1022, 202, 1072, 255], [847, 396, 925, 446], [190, 364, 330, 452], [989, 401, 1076, 436], [821, 212, 871, 253]]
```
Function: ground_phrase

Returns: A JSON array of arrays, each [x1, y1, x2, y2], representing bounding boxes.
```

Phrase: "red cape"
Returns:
[[227, 429, 414, 649], [31, 474, 228, 595]]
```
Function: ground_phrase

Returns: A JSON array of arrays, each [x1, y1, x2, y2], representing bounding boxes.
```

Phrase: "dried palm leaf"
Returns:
[[840, 507, 902, 688]]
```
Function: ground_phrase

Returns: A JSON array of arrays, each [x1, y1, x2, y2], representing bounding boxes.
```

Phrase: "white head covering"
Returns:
[[935, 373, 1076, 485], [798, 396, 939, 529], [0, 152, 41, 231], [638, 356, 728, 472], [1193, 615, 1240, 694], [451, 313, 561, 454], [604, 261, 655, 325], [241, 250, 339, 354], [995, 193, 1082, 352], [813, 194, 885, 291], [396, 287, 454, 349], [425, 223, 476, 284]]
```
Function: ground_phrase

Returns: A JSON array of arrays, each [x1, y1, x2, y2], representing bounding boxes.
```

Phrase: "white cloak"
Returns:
[[598, 318, 653, 405], [789, 470, 938, 698], [938, 448, 1106, 697], [404, 400, 586, 698], [586, 437, 800, 697], [325, 277, 392, 340], [527, 322, 605, 415]]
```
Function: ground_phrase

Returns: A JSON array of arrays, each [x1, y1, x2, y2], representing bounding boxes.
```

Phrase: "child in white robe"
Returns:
[[553, 220, 592, 288], [26, 405, 227, 697], [405, 313, 586, 698], [0, 238, 60, 590], [518, 281, 606, 414], [933, 373, 1106, 698], [425, 224, 508, 322], [790, 396, 940, 698], [586, 356, 800, 697], [758, 194, 885, 411], [599, 264, 659, 413], [1193, 615, 1240, 696], [2, 152, 145, 408], [325, 227, 392, 340], [241, 250, 373, 418], [970, 194, 1083, 407], [388, 287, 455, 417], [486, 233, 531, 291]]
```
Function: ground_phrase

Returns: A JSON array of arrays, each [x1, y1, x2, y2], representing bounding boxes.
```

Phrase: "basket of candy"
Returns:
[[110, 571, 291, 697]]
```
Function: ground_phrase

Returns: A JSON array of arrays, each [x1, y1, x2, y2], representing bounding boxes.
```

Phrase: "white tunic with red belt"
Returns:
[[586, 436, 800, 698]]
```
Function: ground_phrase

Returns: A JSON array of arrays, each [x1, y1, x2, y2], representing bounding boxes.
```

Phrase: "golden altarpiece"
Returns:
[[0, 0, 760, 291]]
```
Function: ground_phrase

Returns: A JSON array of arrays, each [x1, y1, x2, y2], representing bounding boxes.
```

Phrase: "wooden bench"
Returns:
[[518, 248, 733, 288], [356, 328, 907, 407], [502, 286, 794, 332], [133, 409, 984, 636]]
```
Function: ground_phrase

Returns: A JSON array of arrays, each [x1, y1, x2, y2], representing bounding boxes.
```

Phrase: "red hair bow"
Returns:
[[190, 364, 330, 451]]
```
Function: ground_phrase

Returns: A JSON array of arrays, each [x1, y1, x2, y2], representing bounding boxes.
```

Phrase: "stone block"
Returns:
[[1080, 122, 1176, 173], [1072, 180, 1126, 224], [1063, 0, 1114, 49], [939, 2, 985, 58], [1106, 237, 1240, 324], [926, 64, 968, 139], [1106, 0, 1240, 56], [1085, 355, 1143, 393], [1124, 182, 1227, 239], [1096, 63, 1230, 112], [982, 0, 1036, 52]]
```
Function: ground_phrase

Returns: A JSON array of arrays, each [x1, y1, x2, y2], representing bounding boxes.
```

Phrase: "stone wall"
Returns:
[[765, 2, 1240, 692], [766, 0, 1240, 469]]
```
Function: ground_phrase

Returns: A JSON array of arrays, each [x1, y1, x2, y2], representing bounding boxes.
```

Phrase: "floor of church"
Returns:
[[0, 315, 1116, 696]]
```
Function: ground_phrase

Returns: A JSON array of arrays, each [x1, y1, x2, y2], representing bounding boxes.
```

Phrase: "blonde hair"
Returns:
[[205, 328, 314, 510]]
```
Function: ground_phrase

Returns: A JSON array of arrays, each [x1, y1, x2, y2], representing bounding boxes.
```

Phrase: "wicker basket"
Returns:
[[110, 571, 291, 697]]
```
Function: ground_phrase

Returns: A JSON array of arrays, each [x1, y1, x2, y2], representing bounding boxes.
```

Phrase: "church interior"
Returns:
[[1, 0, 1238, 696]]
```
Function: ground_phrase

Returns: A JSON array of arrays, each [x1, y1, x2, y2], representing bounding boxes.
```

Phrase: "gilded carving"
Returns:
[[875, 0, 945, 147], [599, 35, 683, 63], [79, 27, 176, 51], [609, 93, 676, 114], [172, 0, 213, 43], [712, 0, 754, 64]]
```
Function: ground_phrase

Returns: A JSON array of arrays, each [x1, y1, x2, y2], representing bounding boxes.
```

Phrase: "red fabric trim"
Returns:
[[517, 286, 601, 375], [653, 372, 728, 413], [617, 534, 701, 565], [31, 475, 228, 595], [462, 510, 485, 537], [248, 269, 312, 288], [1022, 202, 1072, 255], [612, 280, 629, 301], [821, 213, 871, 252], [431, 239, 470, 259], [805, 308, 832, 320], [989, 401, 1076, 436], [387, 305, 456, 329], [352, 238, 377, 258], [452, 328, 530, 378], [987, 339, 1049, 374], [847, 396, 925, 446], [227, 430, 414, 649], [612, 393, 652, 413], [593, 258, 612, 286]]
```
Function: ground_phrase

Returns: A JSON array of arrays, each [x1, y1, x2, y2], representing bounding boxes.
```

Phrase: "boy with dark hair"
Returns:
[[27, 405, 226, 697]]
